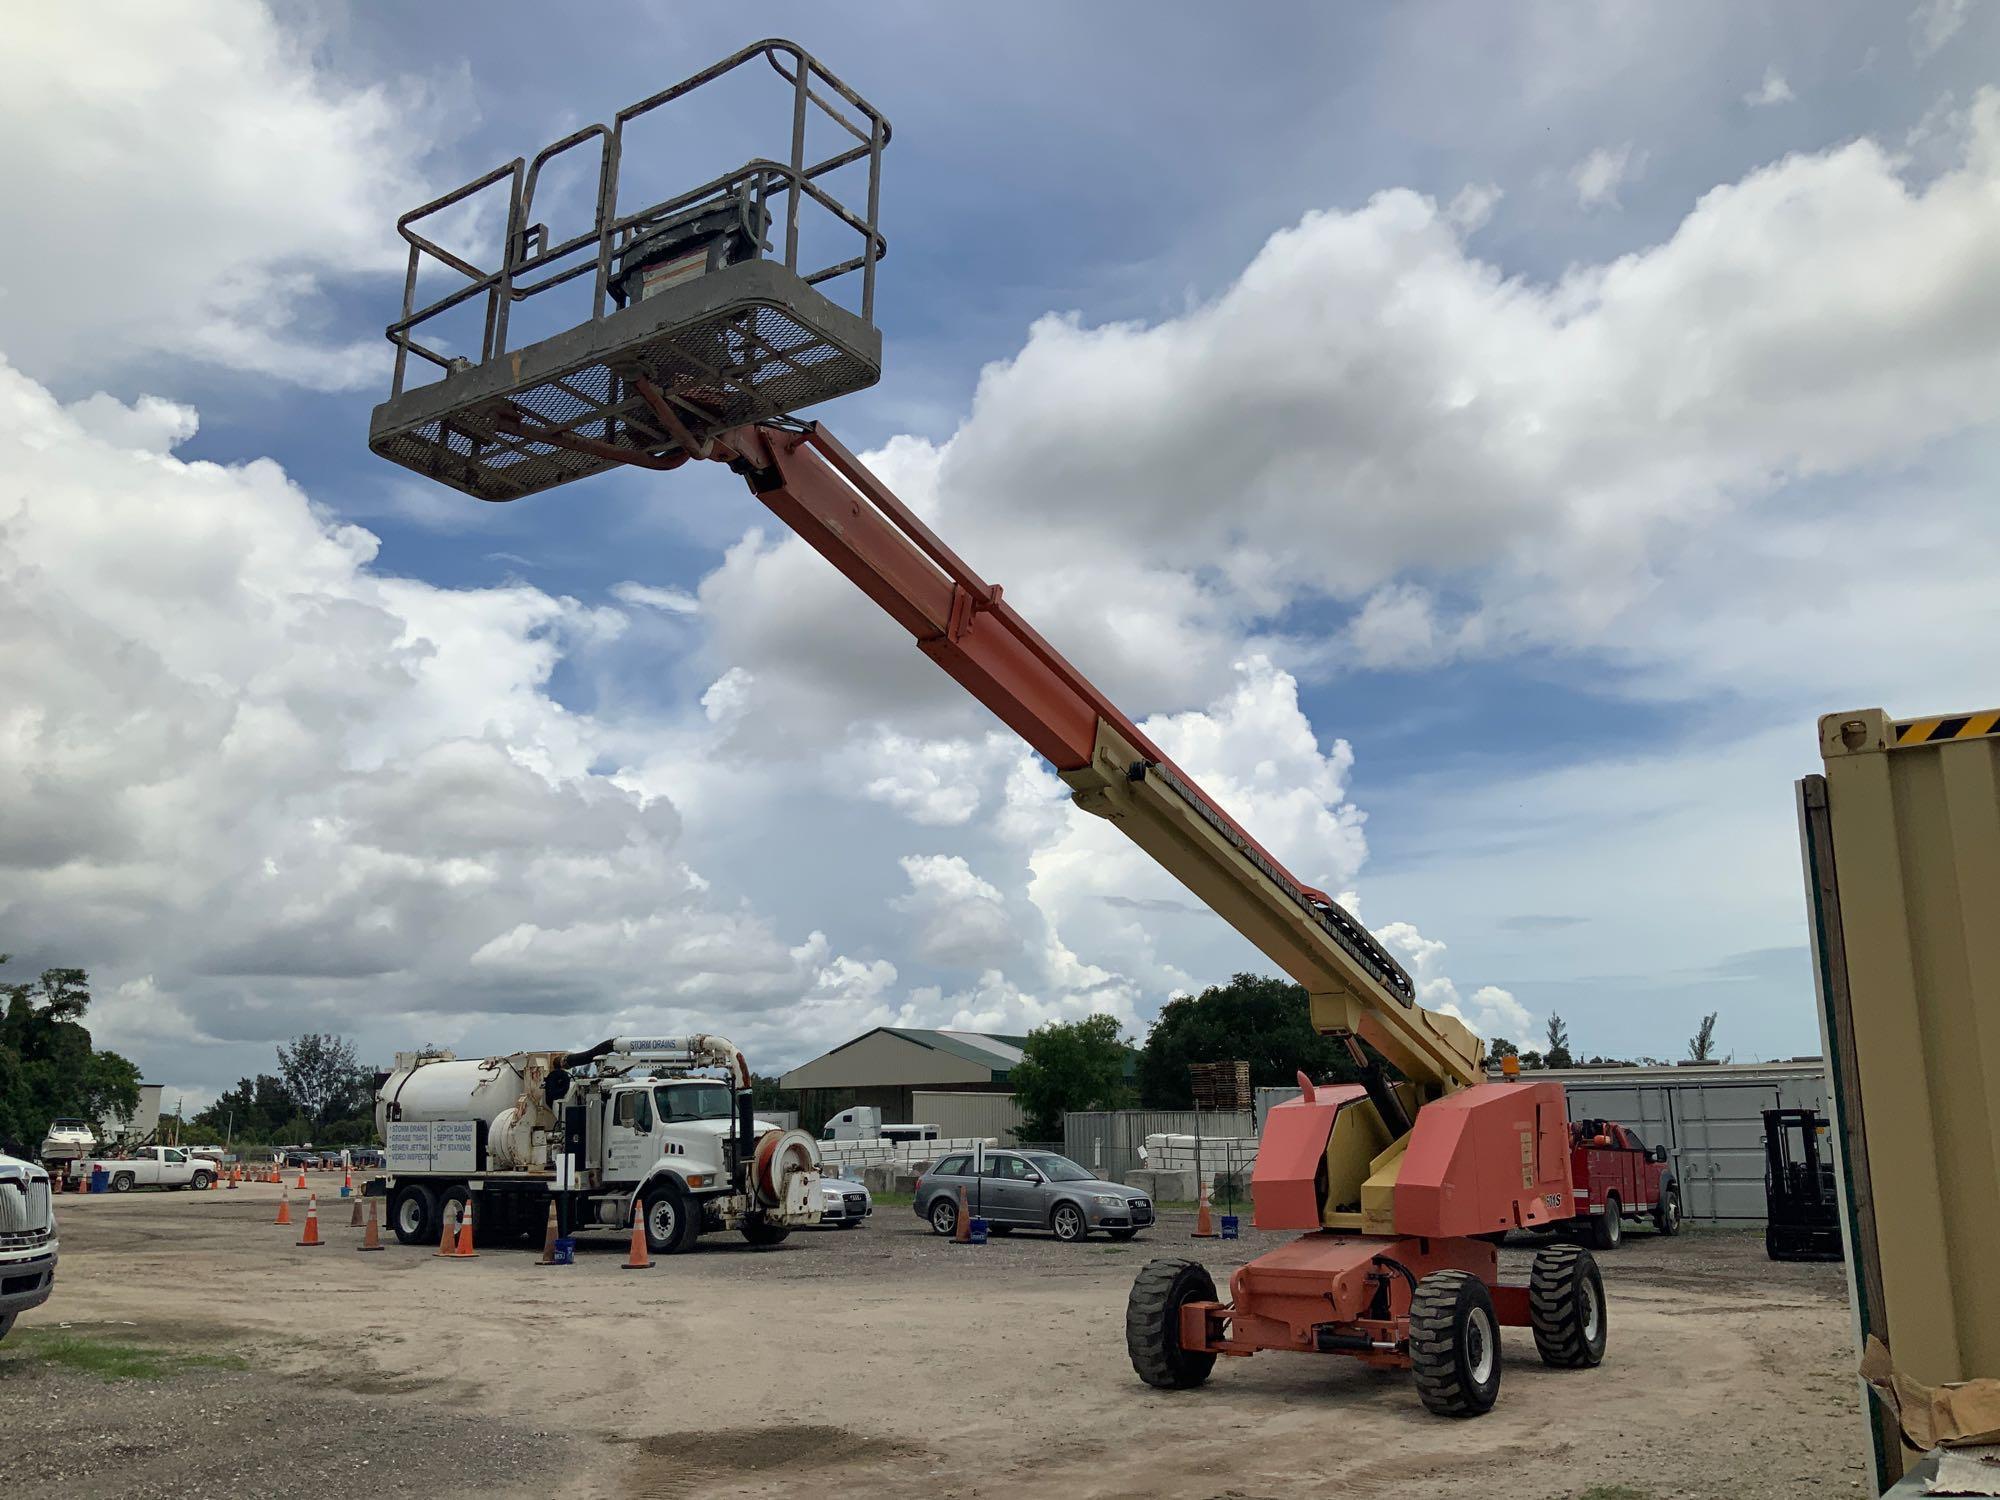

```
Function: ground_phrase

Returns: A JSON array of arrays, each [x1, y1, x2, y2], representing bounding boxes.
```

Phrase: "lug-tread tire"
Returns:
[[1591, 1195, 1622, 1250], [1530, 1244, 1607, 1368], [1654, 1186, 1681, 1237], [1126, 1257, 1218, 1390], [1409, 1270, 1502, 1418], [389, 1183, 437, 1245]]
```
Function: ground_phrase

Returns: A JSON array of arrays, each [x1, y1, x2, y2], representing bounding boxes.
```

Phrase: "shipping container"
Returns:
[[1800, 705, 2000, 1493]]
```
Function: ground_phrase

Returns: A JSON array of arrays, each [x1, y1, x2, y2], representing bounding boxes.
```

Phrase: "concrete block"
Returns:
[[1124, 1167, 1196, 1202]]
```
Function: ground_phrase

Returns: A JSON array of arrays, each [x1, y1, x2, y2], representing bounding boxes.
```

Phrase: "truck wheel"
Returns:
[[1530, 1244, 1607, 1368], [190, 1170, 213, 1191], [439, 1185, 473, 1242], [1126, 1258, 1218, 1389], [111, 1171, 134, 1193], [1591, 1195, 1623, 1250], [1410, 1271, 1502, 1417], [739, 1217, 790, 1248], [390, 1183, 438, 1245], [1653, 1185, 1681, 1237], [928, 1195, 957, 1237], [641, 1184, 700, 1255]]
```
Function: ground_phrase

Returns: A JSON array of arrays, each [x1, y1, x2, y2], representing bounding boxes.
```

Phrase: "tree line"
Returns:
[[0, 958, 141, 1161], [186, 1032, 377, 1148], [1004, 976, 1730, 1137]]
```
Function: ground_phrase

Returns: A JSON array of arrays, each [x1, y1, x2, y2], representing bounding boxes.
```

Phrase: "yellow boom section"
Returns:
[[1062, 719, 1486, 1094]]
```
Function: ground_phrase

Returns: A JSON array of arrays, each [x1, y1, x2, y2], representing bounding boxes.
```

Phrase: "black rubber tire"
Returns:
[[739, 1217, 790, 1248], [1654, 1185, 1681, 1237], [641, 1184, 701, 1255], [1530, 1244, 1608, 1368], [1050, 1202, 1088, 1242], [389, 1183, 437, 1245], [928, 1195, 958, 1237], [1108, 1228, 1139, 1242], [111, 1172, 134, 1193], [1409, 1271, 1503, 1417], [190, 1170, 213, 1192], [1126, 1258, 1218, 1389], [1591, 1195, 1623, 1250]]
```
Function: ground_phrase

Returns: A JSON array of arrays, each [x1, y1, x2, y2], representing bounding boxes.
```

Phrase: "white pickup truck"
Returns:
[[72, 1146, 217, 1192]]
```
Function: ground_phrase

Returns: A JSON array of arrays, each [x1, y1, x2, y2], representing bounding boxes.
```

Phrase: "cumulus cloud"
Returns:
[[1911, 0, 1970, 59], [1376, 922, 1534, 1041], [1571, 142, 1643, 207], [611, 582, 701, 615], [0, 4, 448, 389], [0, 357, 880, 1080], [1743, 68, 1796, 108]]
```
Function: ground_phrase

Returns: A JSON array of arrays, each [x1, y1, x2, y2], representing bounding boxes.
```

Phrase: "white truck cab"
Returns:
[[0, 1150, 56, 1340], [821, 1106, 940, 1144]]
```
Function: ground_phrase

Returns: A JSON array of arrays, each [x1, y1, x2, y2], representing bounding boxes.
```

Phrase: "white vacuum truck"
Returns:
[[374, 1035, 821, 1254]]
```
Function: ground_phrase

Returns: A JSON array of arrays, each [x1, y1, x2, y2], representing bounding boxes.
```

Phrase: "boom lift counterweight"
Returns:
[[368, 39, 1605, 1416]]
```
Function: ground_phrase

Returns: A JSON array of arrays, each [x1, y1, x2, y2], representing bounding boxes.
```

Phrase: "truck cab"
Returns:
[[820, 1106, 940, 1144], [600, 1077, 742, 1190], [1568, 1120, 1679, 1248], [0, 1149, 56, 1341]]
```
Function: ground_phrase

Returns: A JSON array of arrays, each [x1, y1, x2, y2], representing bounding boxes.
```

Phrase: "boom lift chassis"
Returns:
[[368, 38, 1608, 1417]]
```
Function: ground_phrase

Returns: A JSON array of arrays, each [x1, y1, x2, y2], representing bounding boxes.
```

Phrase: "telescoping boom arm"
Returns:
[[695, 420, 1485, 1096]]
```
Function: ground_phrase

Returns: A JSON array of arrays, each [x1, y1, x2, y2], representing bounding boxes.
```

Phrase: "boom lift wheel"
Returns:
[[1529, 1244, 1607, 1368], [1126, 1258, 1218, 1390], [1409, 1271, 1502, 1417]]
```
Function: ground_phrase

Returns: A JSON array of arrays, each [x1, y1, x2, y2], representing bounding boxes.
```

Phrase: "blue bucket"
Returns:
[[551, 1236, 575, 1265], [90, 1166, 108, 1194], [1219, 1214, 1240, 1240], [968, 1217, 988, 1245]]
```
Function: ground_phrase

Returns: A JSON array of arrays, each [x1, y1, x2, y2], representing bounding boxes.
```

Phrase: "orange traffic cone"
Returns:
[[357, 1198, 385, 1252], [620, 1205, 652, 1270], [453, 1198, 477, 1258], [209, 1168, 220, 1191], [434, 1202, 460, 1257], [348, 1194, 364, 1228], [1191, 1176, 1217, 1239], [295, 1168, 307, 1190], [274, 1186, 293, 1227], [954, 1184, 971, 1245], [341, 1167, 353, 1198], [534, 1202, 561, 1266], [296, 1193, 324, 1248], [226, 1167, 238, 1190]]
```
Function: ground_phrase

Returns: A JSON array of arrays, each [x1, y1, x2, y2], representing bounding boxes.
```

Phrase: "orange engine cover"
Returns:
[[1394, 1081, 1573, 1238], [1251, 1083, 1365, 1231]]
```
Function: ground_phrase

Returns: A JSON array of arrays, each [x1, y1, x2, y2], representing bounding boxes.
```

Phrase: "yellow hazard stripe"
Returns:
[[1890, 710, 2000, 747]]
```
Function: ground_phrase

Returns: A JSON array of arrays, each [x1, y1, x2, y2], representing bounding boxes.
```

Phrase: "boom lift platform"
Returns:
[[369, 39, 1605, 1417]]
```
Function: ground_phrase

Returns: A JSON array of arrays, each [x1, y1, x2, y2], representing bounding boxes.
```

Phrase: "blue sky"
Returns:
[[3, 2, 1998, 1103]]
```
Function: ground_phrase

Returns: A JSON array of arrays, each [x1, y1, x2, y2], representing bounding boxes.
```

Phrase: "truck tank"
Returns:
[[375, 1051, 559, 1171]]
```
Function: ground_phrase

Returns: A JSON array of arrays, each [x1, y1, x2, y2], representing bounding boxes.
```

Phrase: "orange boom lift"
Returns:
[[368, 39, 1605, 1416]]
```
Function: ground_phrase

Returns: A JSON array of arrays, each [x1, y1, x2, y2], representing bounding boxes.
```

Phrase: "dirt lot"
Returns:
[[5, 1179, 1869, 1499]]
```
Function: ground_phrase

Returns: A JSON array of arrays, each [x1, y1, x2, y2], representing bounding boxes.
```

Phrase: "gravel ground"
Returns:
[[7, 1177, 1870, 1499]]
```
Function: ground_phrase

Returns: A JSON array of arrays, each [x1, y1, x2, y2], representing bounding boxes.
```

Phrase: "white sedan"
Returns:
[[818, 1174, 873, 1229]]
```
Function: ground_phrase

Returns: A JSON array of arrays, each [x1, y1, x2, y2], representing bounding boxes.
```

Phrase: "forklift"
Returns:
[[1762, 1108, 1843, 1261]]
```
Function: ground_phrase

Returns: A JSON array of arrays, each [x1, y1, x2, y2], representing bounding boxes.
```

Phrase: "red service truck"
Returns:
[[1565, 1119, 1680, 1249]]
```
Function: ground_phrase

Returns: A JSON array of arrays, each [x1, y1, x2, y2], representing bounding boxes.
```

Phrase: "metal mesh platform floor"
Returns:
[[368, 260, 881, 502]]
